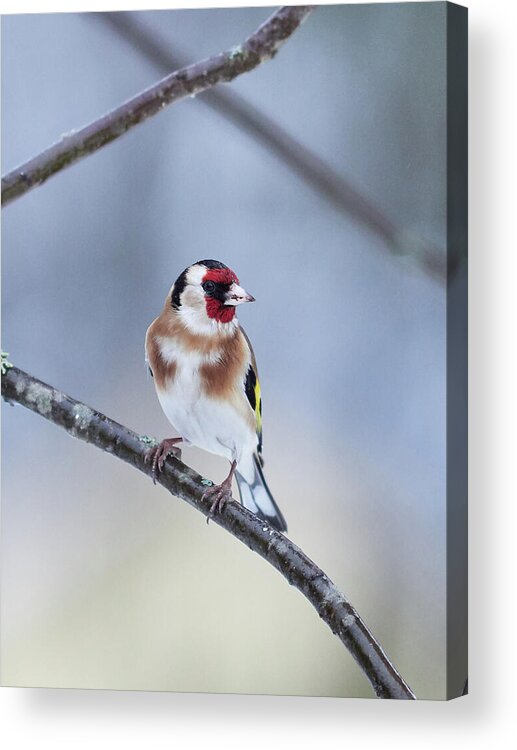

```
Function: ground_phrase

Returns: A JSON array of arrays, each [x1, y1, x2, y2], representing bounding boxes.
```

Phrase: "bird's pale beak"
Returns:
[[225, 283, 256, 306]]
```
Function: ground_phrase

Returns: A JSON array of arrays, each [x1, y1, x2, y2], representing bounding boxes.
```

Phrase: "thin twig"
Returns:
[[1, 5, 313, 206], [99, 12, 446, 282], [2, 363, 416, 700]]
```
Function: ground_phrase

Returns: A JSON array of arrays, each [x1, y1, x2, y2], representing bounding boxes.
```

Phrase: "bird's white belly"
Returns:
[[156, 365, 252, 463]]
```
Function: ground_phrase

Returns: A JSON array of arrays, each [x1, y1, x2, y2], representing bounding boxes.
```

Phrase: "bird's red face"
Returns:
[[201, 266, 255, 323], [170, 260, 255, 329]]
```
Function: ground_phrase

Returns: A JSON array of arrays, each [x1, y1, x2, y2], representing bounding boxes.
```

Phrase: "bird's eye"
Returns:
[[202, 281, 216, 294]]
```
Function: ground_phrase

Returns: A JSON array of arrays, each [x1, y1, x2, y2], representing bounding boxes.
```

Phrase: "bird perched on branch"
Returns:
[[145, 259, 287, 532]]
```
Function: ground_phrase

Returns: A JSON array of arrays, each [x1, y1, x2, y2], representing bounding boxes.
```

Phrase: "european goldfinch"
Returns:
[[145, 259, 287, 532]]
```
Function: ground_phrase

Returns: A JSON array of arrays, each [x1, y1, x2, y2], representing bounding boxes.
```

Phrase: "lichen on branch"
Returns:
[[1, 351, 13, 376]]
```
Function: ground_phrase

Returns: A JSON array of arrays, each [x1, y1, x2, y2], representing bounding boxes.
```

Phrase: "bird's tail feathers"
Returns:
[[235, 455, 287, 533]]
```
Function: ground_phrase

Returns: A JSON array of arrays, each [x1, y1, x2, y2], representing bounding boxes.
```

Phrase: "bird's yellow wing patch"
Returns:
[[244, 363, 263, 452], [254, 376, 262, 436]]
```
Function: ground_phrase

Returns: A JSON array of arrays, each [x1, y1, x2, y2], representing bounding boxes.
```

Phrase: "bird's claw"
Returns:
[[203, 481, 233, 524], [145, 438, 182, 484]]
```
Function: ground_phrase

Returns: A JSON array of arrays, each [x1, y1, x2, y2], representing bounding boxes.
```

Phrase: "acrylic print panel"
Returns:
[[1, 3, 467, 699]]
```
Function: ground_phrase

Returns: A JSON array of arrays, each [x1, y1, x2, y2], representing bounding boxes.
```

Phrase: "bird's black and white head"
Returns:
[[169, 260, 255, 333]]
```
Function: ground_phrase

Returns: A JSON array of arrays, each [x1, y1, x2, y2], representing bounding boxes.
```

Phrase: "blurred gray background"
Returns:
[[2, 3, 446, 698]]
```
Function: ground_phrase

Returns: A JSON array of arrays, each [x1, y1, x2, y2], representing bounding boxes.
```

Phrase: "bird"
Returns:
[[145, 259, 287, 532]]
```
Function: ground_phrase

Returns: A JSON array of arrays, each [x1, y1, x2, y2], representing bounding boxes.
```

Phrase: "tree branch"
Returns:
[[99, 12, 446, 282], [2, 363, 416, 699], [1, 5, 313, 206]]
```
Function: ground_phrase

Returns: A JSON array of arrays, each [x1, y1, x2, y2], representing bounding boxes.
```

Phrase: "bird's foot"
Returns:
[[203, 481, 233, 523], [203, 460, 237, 524], [145, 438, 182, 484]]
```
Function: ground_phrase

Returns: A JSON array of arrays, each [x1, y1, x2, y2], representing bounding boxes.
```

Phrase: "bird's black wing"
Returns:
[[240, 328, 263, 459]]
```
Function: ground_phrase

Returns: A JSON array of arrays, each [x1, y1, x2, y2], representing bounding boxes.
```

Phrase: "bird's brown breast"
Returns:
[[199, 333, 248, 400], [146, 308, 249, 401], [145, 317, 177, 391]]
